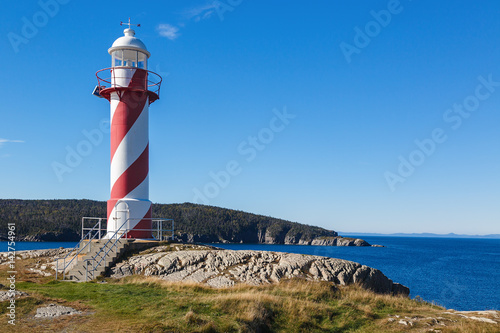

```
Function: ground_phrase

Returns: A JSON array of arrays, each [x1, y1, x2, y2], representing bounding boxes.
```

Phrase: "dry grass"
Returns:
[[0, 264, 498, 332], [0, 256, 55, 284]]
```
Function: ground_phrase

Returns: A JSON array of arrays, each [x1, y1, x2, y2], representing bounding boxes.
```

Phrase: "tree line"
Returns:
[[0, 199, 337, 242]]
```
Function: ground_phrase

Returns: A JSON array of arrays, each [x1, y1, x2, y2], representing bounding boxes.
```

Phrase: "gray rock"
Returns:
[[310, 237, 371, 247], [29, 267, 52, 277], [109, 248, 409, 295], [0, 248, 74, 263], [173, 227, 376, 246], [0, 290, 29, 302], [207, 276, 234, 288], [311, 238, 337, 246], [392, 283, 410, 295], [398, 319, 412, 326], [35, 303, 82, 318]]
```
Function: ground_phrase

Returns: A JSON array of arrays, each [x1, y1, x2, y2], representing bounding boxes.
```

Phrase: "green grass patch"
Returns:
[[1, 276, 498, 332]]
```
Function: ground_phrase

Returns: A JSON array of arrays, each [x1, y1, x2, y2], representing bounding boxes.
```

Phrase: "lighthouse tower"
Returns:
[[96, 20, 162, 239]]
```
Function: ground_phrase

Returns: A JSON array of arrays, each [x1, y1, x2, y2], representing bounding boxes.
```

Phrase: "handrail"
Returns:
[[92, 218, 173, 263], [55, 218, 105, 280], [81, 217, 106, 240], [73, 215, 132, 282], [56, 215, 174, 281], [83, 217, 174, 281], [89, 219, 132, 277], [83, 258, 94, 282]]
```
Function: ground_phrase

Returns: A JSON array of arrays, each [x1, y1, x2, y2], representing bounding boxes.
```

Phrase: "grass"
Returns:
[[0, 255, 498, 332], [0, 276, 498, 332]]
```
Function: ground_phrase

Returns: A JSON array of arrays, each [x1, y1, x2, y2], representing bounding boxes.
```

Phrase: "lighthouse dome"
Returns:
[[108, 28, 150, 58]]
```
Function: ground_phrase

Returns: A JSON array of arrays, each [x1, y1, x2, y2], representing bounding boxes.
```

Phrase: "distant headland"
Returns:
[[339, 232, 500, 239], [0, 199, 374, 246]]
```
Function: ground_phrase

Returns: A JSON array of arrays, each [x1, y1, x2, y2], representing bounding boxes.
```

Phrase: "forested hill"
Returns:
[[0, 199, 339, 244]]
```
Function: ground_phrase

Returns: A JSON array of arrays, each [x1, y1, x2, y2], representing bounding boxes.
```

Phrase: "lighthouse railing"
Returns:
[[96, 67, 162, 96], [81, 217, 107, 241]]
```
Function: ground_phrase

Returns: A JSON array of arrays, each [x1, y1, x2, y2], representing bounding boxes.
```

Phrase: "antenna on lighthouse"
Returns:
[[120, 18, 141, 29]]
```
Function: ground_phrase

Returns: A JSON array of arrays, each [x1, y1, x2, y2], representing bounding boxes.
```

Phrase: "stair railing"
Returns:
[[82, 217, 175, 281], [82, 216, 138, 281], [55, 218, 106, 280]]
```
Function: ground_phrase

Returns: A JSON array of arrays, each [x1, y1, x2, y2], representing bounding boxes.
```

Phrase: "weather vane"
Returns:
[[120, 18, 141, 29]]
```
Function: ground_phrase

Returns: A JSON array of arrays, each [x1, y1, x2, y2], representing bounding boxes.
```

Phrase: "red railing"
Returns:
[[96, 67, 162, 98]]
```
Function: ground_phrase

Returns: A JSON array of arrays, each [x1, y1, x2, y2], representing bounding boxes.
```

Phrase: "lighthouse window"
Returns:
[[120, 49, 138, 67], [112, 50, 123, 67], [111, 50, 148, 68], [138, 51, 147, 69]]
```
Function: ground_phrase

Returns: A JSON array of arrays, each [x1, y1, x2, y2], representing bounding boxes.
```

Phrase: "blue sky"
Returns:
[[1, 0, 499, 235]]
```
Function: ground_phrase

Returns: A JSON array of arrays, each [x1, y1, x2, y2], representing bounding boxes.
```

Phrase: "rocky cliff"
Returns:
[[176, 232, 372, 247], [310, 236, 371, 246], [110, 245, 409, 295]]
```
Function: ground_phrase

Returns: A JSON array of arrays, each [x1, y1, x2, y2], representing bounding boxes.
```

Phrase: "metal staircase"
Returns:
[[67, 239, 130, 282], [56, 217, 174, 282]]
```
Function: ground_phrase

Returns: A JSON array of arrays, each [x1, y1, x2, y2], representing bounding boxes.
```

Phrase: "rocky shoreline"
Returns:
[[110, 244, 406, 295], [1, 244, 398, 293], [13, 232, 382, 247], [175, 234, 380, 247]]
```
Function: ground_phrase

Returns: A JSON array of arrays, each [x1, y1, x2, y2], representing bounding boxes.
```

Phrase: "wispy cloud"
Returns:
[[183, 3, 217, 22], [157, 2, 222, 41], [157, 24, 181, 40], [0, 138, 24, 148]]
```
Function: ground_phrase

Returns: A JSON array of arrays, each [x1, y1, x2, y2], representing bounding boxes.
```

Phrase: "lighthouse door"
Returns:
[[114, 201, 130, 238]]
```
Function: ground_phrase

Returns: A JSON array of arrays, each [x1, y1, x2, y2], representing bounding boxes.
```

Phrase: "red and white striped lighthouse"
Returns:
[[96, 20, 162, 239]]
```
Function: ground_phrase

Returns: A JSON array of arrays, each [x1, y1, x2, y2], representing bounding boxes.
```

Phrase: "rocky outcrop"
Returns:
[[0, 247, 73, 263], [172, 223, 366, 246], [176, 232, 371, 247], [110, 247, 409, 295], [387, 311, 500, 327], [309, 237, 370, 246], [264, 226, 292, 244], [176, 233, 220, 244]]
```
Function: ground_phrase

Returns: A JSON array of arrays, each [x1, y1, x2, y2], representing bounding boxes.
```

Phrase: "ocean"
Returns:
[[1, 236, 498, 311]]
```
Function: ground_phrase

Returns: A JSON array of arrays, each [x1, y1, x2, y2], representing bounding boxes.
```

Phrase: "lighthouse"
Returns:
[[96, 19, 162, 239]]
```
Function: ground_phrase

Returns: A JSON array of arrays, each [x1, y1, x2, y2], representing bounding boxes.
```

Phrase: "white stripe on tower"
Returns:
[[110, 100, 149, 188]]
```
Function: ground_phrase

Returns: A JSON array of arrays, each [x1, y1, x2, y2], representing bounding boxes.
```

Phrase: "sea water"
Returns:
[[210, 236, 500, 311], [0, 241, 78, 252], [1, 237, 498, 311]]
